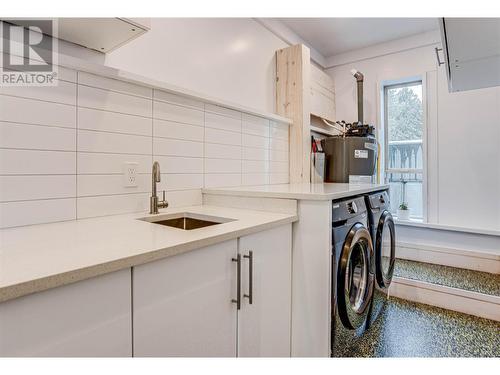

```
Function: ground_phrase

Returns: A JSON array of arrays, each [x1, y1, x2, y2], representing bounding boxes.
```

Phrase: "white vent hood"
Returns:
[[8, 18, 150, 53], [439, 18, 500, 92]]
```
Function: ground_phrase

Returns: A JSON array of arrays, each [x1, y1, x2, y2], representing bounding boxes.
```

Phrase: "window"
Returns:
[[383, 80, 424, 220]]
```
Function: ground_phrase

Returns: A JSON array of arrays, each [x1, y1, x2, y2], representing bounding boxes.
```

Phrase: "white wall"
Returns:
[[104, 18, 287, 114], [326, 37, 500, 231]]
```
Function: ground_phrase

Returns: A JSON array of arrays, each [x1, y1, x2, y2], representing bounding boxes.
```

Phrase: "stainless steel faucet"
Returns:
[[150, 161, 168, 214]]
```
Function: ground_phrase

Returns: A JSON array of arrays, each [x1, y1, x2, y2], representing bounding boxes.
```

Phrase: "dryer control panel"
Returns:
[[332, 196, 367, 224]]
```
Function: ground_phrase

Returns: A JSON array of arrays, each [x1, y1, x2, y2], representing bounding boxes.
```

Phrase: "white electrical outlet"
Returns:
[[123, 162, 139, 187]]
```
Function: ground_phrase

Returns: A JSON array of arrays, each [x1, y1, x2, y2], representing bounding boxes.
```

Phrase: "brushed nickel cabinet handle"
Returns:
[[243, 251, 253, 304], [435, 47, 445, 66], [232, 254, 241, 310]]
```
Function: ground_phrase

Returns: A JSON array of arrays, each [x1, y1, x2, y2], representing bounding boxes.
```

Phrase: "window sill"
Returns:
[[394, 219, 500, 237]]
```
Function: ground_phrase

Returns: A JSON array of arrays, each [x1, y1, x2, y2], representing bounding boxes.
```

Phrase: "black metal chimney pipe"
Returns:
[[351, 69, 364, 124]]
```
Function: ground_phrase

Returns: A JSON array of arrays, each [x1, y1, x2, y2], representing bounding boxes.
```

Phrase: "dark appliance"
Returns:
[[322, 136, 377, 183], [364, 190, 396, 328], [331, 196, 375, 357], [321, 70, 378, 183]]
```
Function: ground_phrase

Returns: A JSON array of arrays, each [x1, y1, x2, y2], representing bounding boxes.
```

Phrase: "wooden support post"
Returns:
[[276, 44, 311, 183]]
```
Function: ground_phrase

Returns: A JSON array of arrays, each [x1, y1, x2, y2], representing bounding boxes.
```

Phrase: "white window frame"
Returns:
[[381, 76, 428, 222]]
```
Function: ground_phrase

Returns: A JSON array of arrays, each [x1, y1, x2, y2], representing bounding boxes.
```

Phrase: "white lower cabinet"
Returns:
[[0, 269, 132, 357], [133, 224, 292, 357], [133, 239, 238, 357], [0, 224, 292, 357], [237, 224, 292, 357]]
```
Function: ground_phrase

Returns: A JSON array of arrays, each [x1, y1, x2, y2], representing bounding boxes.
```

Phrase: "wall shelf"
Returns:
[[0, 27, 292, 126], [310, 125, 337, 137]]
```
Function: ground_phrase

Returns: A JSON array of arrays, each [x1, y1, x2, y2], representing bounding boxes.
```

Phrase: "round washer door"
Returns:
[[375, 211, 395, 289], [337, 223, 375, 330]]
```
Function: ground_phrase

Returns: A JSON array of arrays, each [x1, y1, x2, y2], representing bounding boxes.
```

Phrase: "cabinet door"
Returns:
[[133, 239, 238, 357], [237, 224, 292, 357], [0, 269, 132, 357], [310, 64, 336, 121]]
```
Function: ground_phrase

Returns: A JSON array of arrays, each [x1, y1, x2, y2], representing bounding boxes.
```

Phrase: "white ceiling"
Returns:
[[278, 18, 439, 57]]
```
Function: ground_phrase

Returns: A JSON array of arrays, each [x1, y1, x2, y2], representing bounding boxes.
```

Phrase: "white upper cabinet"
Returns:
[[6, 18, 150, 53], [439, 18, 500, 92], [58, 18, 150, 53], [310, 64, 336, 121]]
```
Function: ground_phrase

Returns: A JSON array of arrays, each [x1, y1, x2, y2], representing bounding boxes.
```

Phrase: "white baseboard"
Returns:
[[389, 277, 500, 322], [396, 242, 500, 274]]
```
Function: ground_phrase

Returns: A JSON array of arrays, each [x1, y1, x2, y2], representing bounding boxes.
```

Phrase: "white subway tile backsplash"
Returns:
[[205, 104, 241, 119], [153, 138, 203, 158], [166, 189, 203, 208], [0, 95, 76, 128], [205, 112, 242, 132], [205, 143, 241, 160], [56, 66, 78, 83], [154, 156, 203, 174], [78, 153, 152, 174], [0, 122, 76, 151], [0, 149, 76, 175], [270, 149, 289, 162], [153, 100, 204, 126], [204, 173, 241, 188], [242, 147, 269, 161], [242, 113, 269, 125], [154, 119, 204, 141], [204, 127, 242, 146], [242, 160, 269, 174], [78, 107, 152, 136], [0, 175, 75, 202], [78, 85, 152, 117], [0, 54, 76, 83], [78, 72, 152, 98], [242, 115, 270, 137], [270, 173, 289, 184], [158, 173, 204, 191], [78, 130, 151, 155], [270, 138, 288, 152], [270, 161, 289, 174], [153, 90, 204, 110], [0, 198, 76, 228], [0, 53, 290, 227], [205, 158, 242, 174], [270, 122, 289, 140], [77, 193, 149, 219], [242, 173, 269, 186], [242, 134, 270, 149], [77, 174, 149, 197], [0, 80, 76, 105]]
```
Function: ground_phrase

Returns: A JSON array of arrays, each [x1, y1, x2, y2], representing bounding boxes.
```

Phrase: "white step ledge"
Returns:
[[389, 276, 500, 322]]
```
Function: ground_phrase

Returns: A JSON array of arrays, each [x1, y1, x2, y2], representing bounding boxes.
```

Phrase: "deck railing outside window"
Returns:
[[384, 80, 424, 220], [387, 140, 423, 218]]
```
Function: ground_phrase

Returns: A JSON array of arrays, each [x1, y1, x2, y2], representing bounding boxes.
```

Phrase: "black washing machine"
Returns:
[[364, 190, 396, 328], [331, 196, 375, 357]]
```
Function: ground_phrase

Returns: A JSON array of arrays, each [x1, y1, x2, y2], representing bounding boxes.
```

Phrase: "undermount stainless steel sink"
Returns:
[[138, 212, 235, 230]]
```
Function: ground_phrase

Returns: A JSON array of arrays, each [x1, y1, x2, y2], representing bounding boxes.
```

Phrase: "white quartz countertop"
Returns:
[[203, 183, 389, 200], [0, 205, 297, 303]]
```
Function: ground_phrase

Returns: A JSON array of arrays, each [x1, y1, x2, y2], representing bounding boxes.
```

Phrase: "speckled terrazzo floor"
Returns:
[[334, 297, 500, 357], [393, 258, 500, 296]]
